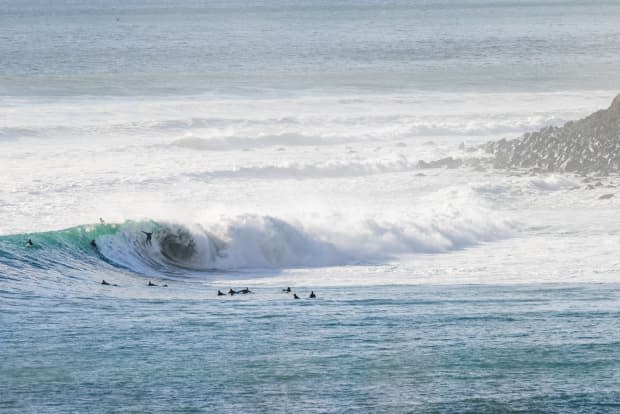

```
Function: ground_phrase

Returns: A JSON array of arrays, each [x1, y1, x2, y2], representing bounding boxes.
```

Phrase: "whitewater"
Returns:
[[3, 1, 620, 412], [2, 91, 619, 287]]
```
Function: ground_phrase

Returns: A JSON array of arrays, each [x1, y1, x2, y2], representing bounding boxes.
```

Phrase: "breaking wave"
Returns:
[[0, 204, 513, 277]]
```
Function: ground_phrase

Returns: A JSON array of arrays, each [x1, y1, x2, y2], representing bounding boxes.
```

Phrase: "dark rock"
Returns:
[[484, 93, 620, 174], [417, 157, 463, 169]]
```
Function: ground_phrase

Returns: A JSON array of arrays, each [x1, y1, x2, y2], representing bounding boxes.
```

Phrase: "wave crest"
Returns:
[[1, 197, 514, 277]]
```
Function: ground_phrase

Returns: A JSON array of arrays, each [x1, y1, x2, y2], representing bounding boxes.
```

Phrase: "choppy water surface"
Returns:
[[2, 0, 620, 95], [3, 0, 620, 412], [3, 284, 620, 413]]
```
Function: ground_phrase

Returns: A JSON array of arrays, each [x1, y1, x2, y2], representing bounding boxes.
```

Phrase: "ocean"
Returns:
[[2, 1, 620, 412]]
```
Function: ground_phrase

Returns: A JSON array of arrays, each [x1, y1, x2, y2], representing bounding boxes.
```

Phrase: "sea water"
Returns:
[[2, 1, 620, 412]]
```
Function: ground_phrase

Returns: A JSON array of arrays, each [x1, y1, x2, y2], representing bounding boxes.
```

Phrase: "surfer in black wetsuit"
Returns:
[[142, 231, 153, 246], [101, 279, 110, 285], [309, 291, 316, 299], [148, 281, 157, 287], [26, 239, 33, 247], [240, 287, 251, 294], [90, 239, 97, 248], [99, 217, 105, 224], [228, 288, 237, 296], [282, 287, 291, 293], [293, 293, 300, 299], [218, 290, 225, 296]]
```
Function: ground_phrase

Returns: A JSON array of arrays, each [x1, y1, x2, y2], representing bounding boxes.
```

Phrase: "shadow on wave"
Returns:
[[0, 206, 513, 278]]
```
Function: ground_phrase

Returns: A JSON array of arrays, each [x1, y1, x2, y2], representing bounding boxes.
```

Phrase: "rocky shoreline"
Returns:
[[482, 93, 620, 174]]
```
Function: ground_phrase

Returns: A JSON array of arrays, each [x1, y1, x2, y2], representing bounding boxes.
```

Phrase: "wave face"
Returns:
[[4, 91, 612, 286], [95, 217, 341, 274], [0, 202, 513, 278]]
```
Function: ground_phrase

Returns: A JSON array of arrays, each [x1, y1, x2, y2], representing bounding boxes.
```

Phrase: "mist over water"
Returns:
[[3, 1, 620, 412]]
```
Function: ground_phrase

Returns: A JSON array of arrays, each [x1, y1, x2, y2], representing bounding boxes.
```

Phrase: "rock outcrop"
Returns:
[[485, 93, 620, 174], [417, 157, 463, 169]]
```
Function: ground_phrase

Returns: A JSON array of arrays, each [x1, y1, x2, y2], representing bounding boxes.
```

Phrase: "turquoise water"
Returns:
[[3, 283, 620, 413], [4, 0, 620, 412], [3, 226, 620, 412]]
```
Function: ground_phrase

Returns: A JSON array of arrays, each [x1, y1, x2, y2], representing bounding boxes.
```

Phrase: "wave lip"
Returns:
[[96, 217, 343, 274], [1, 199, 514, 277], [100, 211, 513, 274], [97, 222, 221, 275]]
